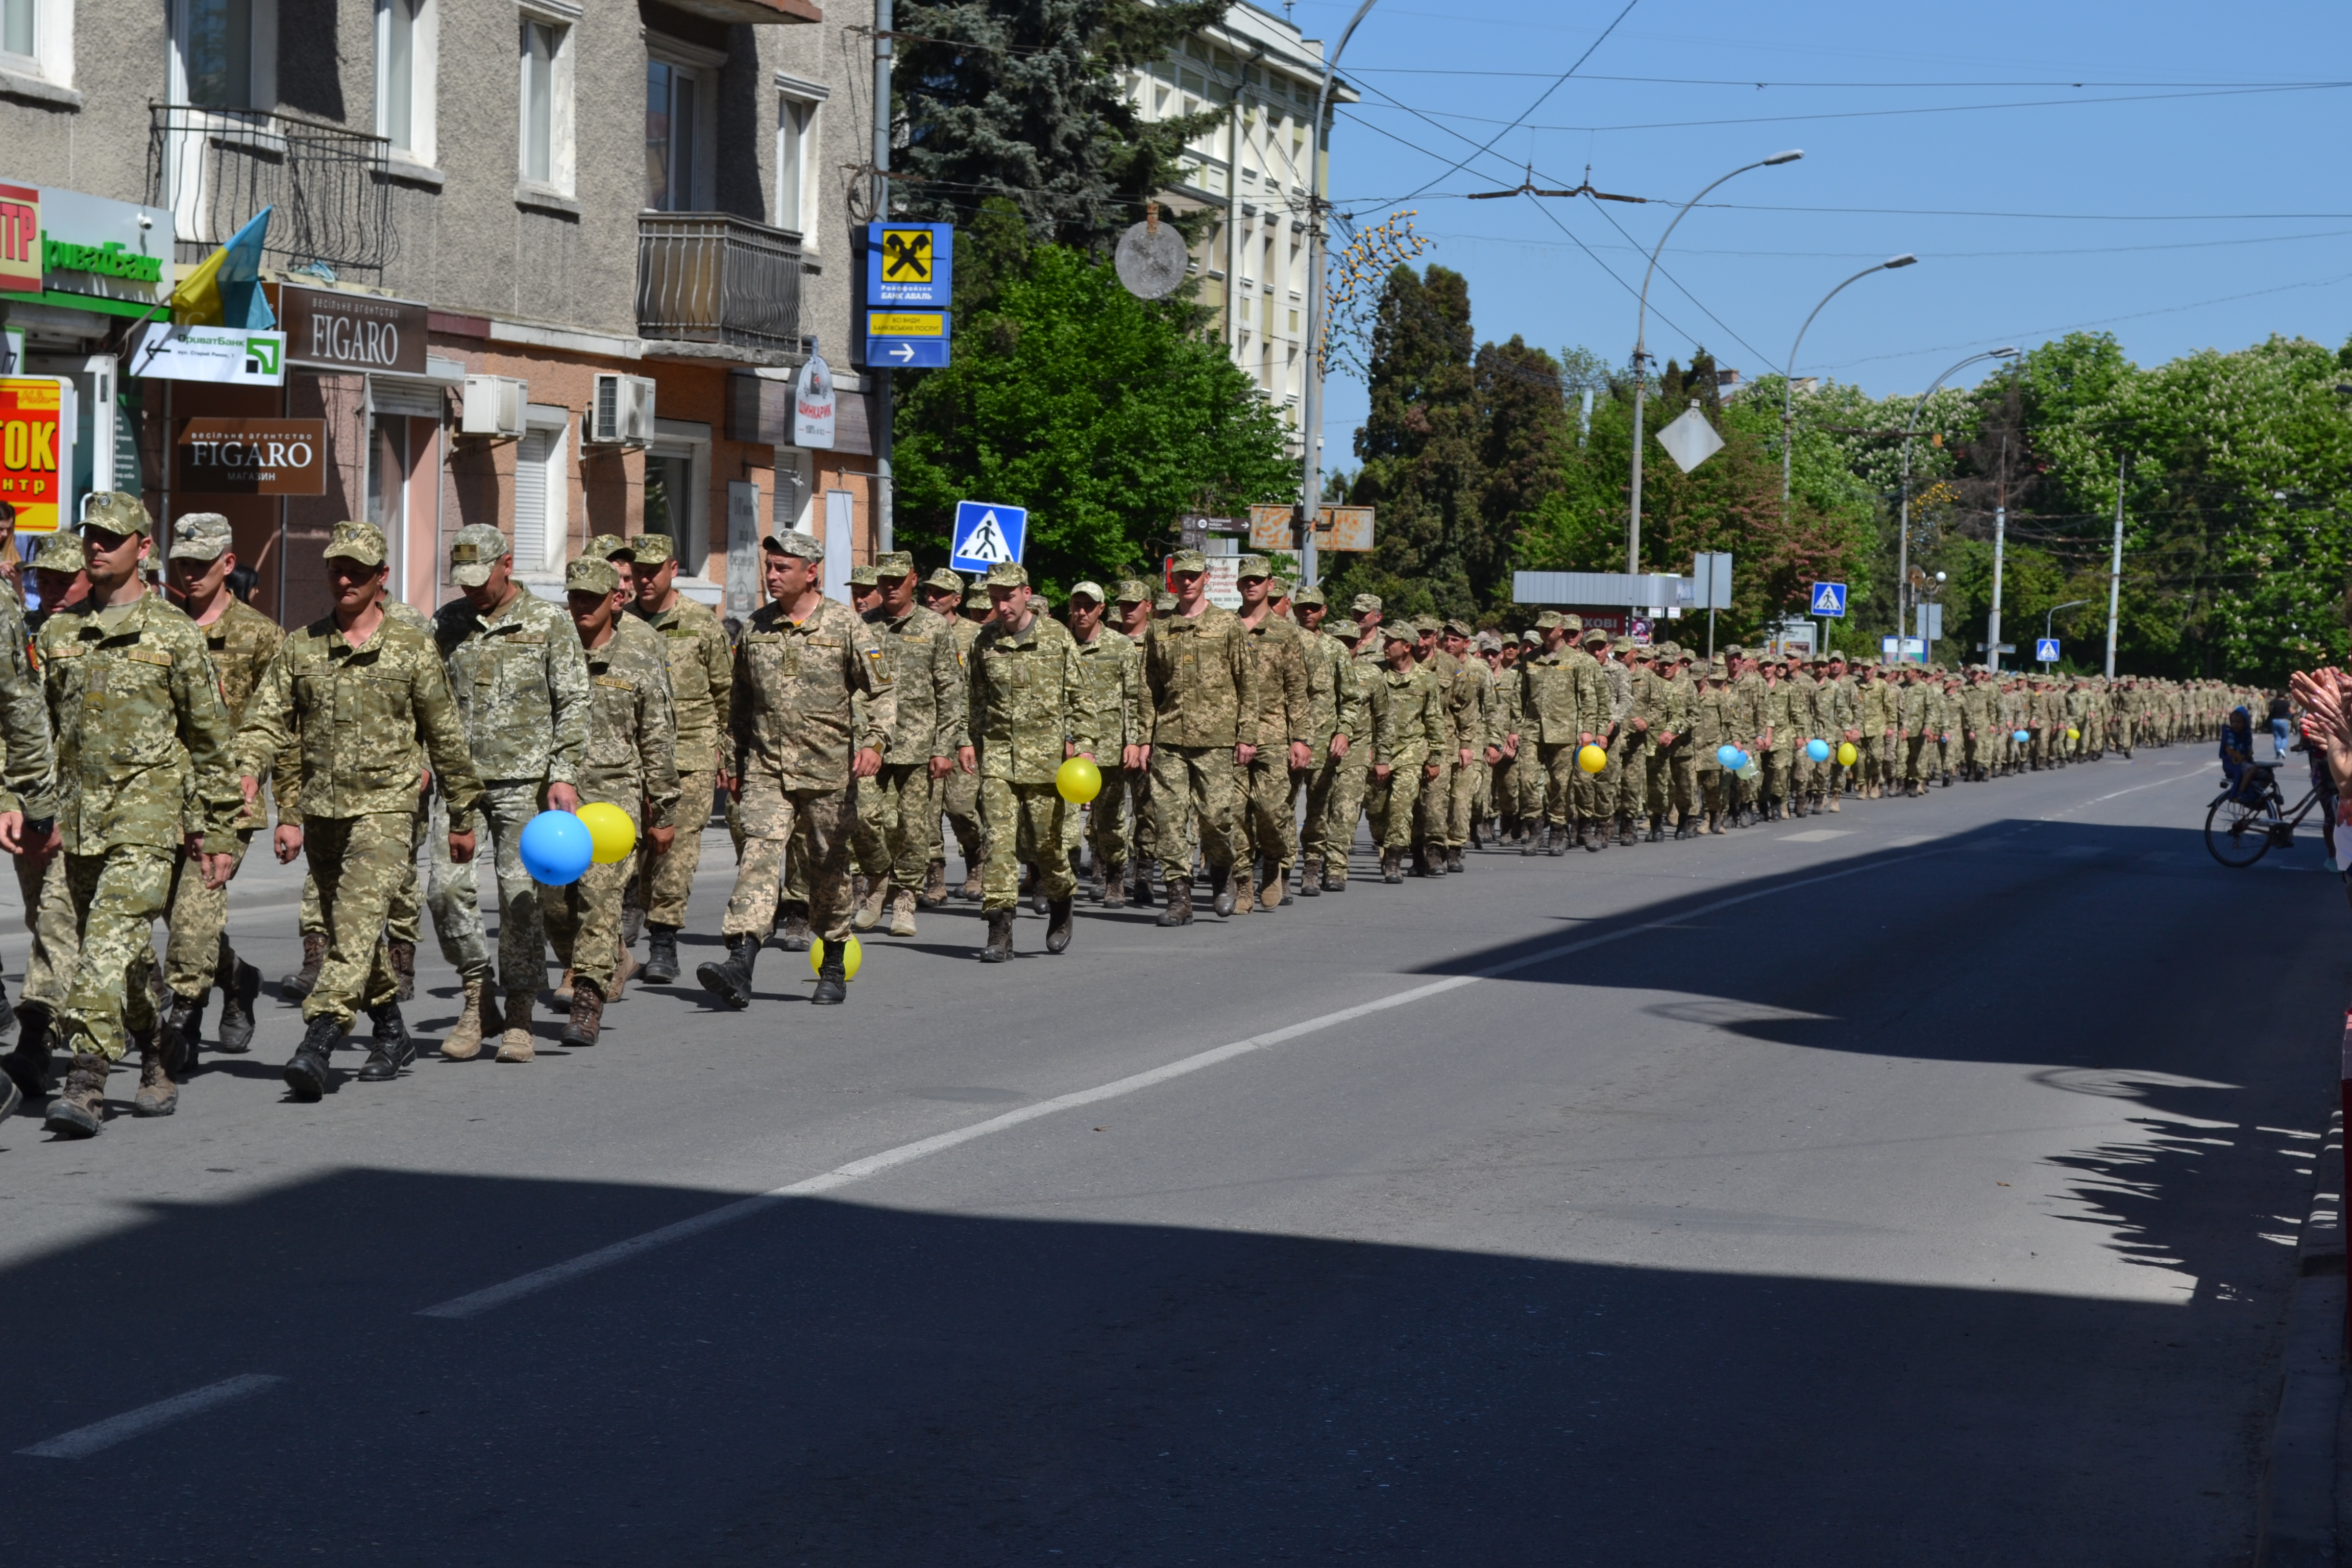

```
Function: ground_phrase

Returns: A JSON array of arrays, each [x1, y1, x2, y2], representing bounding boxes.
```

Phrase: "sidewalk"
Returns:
[[2257, 1105, 2345, 1566]]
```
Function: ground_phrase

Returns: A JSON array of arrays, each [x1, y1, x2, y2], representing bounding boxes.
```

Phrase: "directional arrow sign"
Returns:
[[950, 499, 1028, 574], [865, 309, 951, 369], [1808, 580, 1847, 618]]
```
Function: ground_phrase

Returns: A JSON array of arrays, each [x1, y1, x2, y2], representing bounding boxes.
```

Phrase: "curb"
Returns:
[[2257, 1105, 2344, 1567]]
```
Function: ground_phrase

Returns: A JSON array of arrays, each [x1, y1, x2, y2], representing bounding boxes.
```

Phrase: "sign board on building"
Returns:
[[0, 377, 69, 531], [36, 187, 172, 307], [278, 285, 428, 375], [865, 223, 953, 309], [949, 499, 1026, 574], [1246, 503, 1374, 552], [793, 353, 836, 449], [0, 183, 38, 293], [130, 322, 285, 385], [174, 417, 329, 496], [1690, 551, 1733, 610], [1557, 607, 1651, 644], [1881, 635, 1926, 664], [864, 310, 949, 369]]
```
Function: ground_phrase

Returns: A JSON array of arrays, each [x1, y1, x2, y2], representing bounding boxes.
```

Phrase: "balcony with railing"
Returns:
[[146, 104, 395, 278], [636, 212, 802, 360]]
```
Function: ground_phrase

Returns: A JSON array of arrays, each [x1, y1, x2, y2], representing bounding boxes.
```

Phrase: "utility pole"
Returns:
[[1986, 434, 2008, 675], [1297, 0, 1380, 588], [871, 0, 894, 553], [2104, 453, 2127, 678]]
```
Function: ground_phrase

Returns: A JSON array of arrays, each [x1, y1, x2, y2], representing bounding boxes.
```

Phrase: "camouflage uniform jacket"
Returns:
[[1142, 603, 1260, 749], [866, 601, 969, 765], [1073, 626, 1143, 753], [1298, 627, 1358, 750], [1691, 682, 1730, 757], [1602, 657, 1635, 733], [1448, 657, 1492, 754], [1729, 669, 1767, 746], [1857, 677, 1892, 736], [1238, 611, 1311, 752], [1377, 663, 1441, 771], [1487, 661, 1522, 748], [0, 579, 56, 821], [192, 595, 292, 832], [1896, 680, 1930, 735], [1786, 673, 1819, 745], [236, 610, 484, 824], [632, 595, 733, 767], [580, 623, 682, 830], [1761, 677, 1799, 749], [1521, 648, 1584, 745], [435, 588, 592, 786], [41, 592, 238, 855], [969, 611, 1097, 786], [731, 596, 894, 791]]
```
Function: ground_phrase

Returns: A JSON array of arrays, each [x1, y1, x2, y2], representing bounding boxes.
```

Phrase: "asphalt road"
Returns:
[[0, 751, 2338, 1566]]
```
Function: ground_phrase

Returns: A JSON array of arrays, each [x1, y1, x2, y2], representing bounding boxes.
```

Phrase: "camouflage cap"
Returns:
[[449, 522, 511, 587], [30, 532, 83, 572], [984, 560, 1029, 588], [1114, 577, 1154, 604], [1068, 579, 1105, 602], [324, 520, 388, 567], [167, 512, 234, 561], [1475, 630, 1501, 652], [1582, 626, 1610, 645], [765, 528, 824, 561], [582, 533, 634, 562], [1350, 593, 1383, 616], [1723, 643, 1746, 657], [848, 562, 882, 586], [924, 567, 966, 595], [1655, 640, 1680, 658], [1381, 623, 1416, 646], [565, 554, 621, 595], [82, 491, 151, 538], [1442, 617, 1473, 639], [1269, 577, 1294, 601], [1168, 548, 1209, 573], [1521, 629, 1541, 645], [965, 586, 993, 609], [1708, 656, 1729, 675], [1234, 553, 1271, 580], [1560, 614, 1583, 633], [1291, 583, 1326, 607], [874, 550, 915, 579], [1153, 591, 1177, 611], [630, 531, 676, 567], [1534, 610, 1563, 630], [1611, 635, 1635, 653]]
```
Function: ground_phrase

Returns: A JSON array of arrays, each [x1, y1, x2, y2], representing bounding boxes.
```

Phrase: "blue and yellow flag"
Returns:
[[169, 206, 275, 329]]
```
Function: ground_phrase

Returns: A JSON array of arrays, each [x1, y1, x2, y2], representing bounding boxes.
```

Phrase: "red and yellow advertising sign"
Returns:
[[0, 183, 39, 294], [0, 378, 66, 532]]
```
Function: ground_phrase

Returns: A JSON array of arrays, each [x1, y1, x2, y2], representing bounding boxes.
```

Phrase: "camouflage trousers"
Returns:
[[1699, 765, 1727, 815], [982, 777, 1074, 911], [1297, 749, 1346, 874], [426, 781, 550, 991], [1319, 746, 1373, 876], [1148, 744, 1239, 884], [724, 769, 852, 944], [936, 766, 985, 872], [52, 846, 176, 1063], [1414, 757, 1455, 847], [16, 850, 63, 1013], [302, 812, 411, 1027], [1235, 752, 1297, 873], [1086, 765, 1140, 876], [300, 788, 427, 946], [162, 830, 254, 998], [1640, 745, 1697, 818], [853, 762, 939, 894], [1367, 765, 1423, 852], [1445, 754, 1480, 846], [1536, 742, 1581, 825], [639, 741, 718, 926], [544, 802, 636, 993]]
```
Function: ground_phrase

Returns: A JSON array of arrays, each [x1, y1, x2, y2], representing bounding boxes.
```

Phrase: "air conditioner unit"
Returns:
[[459, 375, 527, 440], [590, 372, 656, 446]]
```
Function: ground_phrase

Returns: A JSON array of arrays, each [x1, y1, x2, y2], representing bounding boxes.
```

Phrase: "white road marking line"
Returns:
[[1779, 829, 1851, 843], [419, 848, 1948, 1321], [1889, 835, 1935, 847], [2040, 765, 2201, 819], [16, 1375, 286, 1459]]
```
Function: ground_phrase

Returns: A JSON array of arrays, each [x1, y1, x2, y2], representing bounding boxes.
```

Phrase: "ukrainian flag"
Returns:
[[169, 206, 275, 329]]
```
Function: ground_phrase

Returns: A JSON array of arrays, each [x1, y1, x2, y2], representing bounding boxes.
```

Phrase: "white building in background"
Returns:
[[1124, 3, 1356, 445]]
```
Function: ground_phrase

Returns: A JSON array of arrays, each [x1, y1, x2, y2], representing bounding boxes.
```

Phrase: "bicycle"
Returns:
[[2204, 758, 2328, 867]]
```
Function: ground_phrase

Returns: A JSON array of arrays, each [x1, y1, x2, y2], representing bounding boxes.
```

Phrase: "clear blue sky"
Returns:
[[1293, 0, 2351, 464]]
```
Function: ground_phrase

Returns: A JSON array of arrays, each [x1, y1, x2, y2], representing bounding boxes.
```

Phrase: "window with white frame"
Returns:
[[775, 87, 823, 240], [518, 7, 575, 194], [376, 0, 436, 162], [0, 0, 31, 63], [646, 420, 712, 577], [172, 0, 274, 109], [512, 407, 571, 578], [644, 58, 698, 211], [0, 0, 71, 89]]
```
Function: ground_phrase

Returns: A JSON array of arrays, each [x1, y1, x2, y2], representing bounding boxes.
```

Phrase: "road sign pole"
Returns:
[[1986, 502, 2006, 675], [872, 0, 893, 553]]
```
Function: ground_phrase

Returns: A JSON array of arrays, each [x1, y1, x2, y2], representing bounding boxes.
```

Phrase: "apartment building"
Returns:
[[1123, 1, 1352, 446], [0, 0, 876, 623]]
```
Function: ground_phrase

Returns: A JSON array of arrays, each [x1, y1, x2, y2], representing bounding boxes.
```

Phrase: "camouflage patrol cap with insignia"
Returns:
[[925, 567, 966, 595], [1582, 625, 1610, 645], [1350, 592, 1383, 617], [583, 533, 633, 562], [848, 562, 881, 586], [1269, 577, 1293, 601], [1292, 583, 1325, 607], [1534, 610, 1562, 630], [449, 523, 511, 587], [1442, 617, 1473, 639], [766, 529, 824, 561], [324, 520, 387, 567], [874, 550, 915, 578], [1068, 580, 1105, 603], [1235, 553, 1272, 580], [1168, 548, 1209, 573], [965, 586, 993, 609], [984, 560, 1028, 587], [1114, 577, 1153, 604], [167, 513, 234, 561], [1381, 623, 1415, 647], [1612, 635, 1635, 653], [565, 554, 620, 596], [31, 531, 83, 573], [1521, 629, 1541, 645], [1153, 591, 1176, 611], [82, 491, 151, 538], [630, 531, 676, 567]]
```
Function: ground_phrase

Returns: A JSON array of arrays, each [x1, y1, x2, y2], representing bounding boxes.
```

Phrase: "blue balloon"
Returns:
[[2012, 728, 2031, 744], [1805, 738, 1831, 762], [1716, 744, 1745, 770], [520, 810, 594, 887]]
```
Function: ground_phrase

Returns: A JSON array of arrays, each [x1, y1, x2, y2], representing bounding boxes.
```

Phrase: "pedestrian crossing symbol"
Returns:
[[2036, 637, 2061, 663], [1809, 581, 1847, 618], [950, 499, 1028, 573]]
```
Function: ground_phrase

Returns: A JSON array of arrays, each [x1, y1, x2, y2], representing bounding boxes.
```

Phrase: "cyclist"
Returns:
[[2220, 705, 2263, 802]]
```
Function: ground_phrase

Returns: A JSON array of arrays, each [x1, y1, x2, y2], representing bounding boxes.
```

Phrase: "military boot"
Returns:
[[1298, 862, 1322, 896], [610, 943, 639, 1002], [774, 903, 813, 952], [1324, 860, 1348, 891], [1548, 824, 1568, 858], [621, 900, 646, 952], [1646, 815, 1666, 844], [389, 939, 417, 1002], [1045, 897, 1075, 954], [852, 880, 888, 932], [358, 1002, 415, 1081], [215, 957, 260, 1054], [1521, 825, 1542, 857], [811, 944, 849, 1003], [920, 857, 948, 909], [1446, 846, 1466, 873], [1210, 865, 1237, 917], [133, 1027, 178, 1117], [1100, 861, 1129, 908], [959, 864, 983, 903], [45, 1050, 110, 1135], [980, 908, 1016, 962], [7, 1004, 58, 1099], [1261, 857, 1287, 909], [888, 888, 920, 937], [548, 968, 576, 1013], [1231, 864, 1256, 915], [559, 979, 605, 1047], [280, 932, 326, 1000], [1825, 791, 1841, 814], [1131, 865, 1157, 907], [1379, 849, 1404, 885], [160, 992, 203, 1081], [696, 935, 760, 1011], [495, 991, 538, 1063], [1156, 876, 1194, 926], [281, 1019, 340, 1103], [442, 977, 490, 1061], [642, 925, 682, 985]]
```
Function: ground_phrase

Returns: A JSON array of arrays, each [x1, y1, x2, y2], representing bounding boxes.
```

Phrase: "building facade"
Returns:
[[0, 0, 877, 623]]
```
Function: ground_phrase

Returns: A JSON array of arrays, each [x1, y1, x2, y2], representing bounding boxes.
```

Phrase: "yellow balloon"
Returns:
[[576, 801, 636, 865], [1056, 755, 1103, 804], [2066, 727, 2079, 741], [808, 936, 862, 981], [1577, 743, 1608, 775], [1836, 741, 1858, 767]]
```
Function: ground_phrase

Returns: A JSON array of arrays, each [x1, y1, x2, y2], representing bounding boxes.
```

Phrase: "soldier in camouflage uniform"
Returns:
[[1231, 555, 1310, 912], [1068, 581, 1144, 906], [236, 522, 485, 1099], [968, 561, 1097, 960], [1140, 548, 1258, 925], [1291, 585, 1364, 894], [1518, 612, 1583, 855], [698, 530, 893, 1009], [433, 523, 592, 1061], [853, 550, 967, 939], [33, 493, 240, 1135], [0, 530, 59, 1126], [1435, 621, 1489, 868], [1318, 613, 1383, 888], [1690, 655, 1732, 832], [1369, 625, 1439, 883]]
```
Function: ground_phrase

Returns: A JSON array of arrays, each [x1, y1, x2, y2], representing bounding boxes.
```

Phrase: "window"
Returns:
[[365, 415, 408, 602], [376, 0, 435, 160], [643, 451, 696, 573], [2, 0, 32, 60], [644, 59, 698, 211], [177, 0, 261, 108], [522, 20, 557, 182], [776, 94, 819, 236], [511, 412, 570, 577]]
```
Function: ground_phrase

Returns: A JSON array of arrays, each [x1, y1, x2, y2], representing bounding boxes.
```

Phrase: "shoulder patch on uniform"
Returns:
[[595, 674, 635, 690], [128, 646, 175, 667]]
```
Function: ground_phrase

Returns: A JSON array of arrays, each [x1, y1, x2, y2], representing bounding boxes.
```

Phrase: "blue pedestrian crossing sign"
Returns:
[[950, 500, 1027, 574], [2036, 636, 2061, 663], [1808, 581, 1847, 618]]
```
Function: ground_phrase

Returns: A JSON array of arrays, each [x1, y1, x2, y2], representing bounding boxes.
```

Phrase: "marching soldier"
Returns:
[[1519, 612, 1586, 855], [1369, 625, 1438, 883], [1140, 547, 1258, 925], [1068, 580, 1144, 906], [623, 530, 731, 983], [853, 550, 967, 939], [1318, 614, 1381, 889], [1231, 555, 1310, 911], [1292, 585, 1365, 895]]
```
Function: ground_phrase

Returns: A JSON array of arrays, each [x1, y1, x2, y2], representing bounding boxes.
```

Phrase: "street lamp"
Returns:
[[1628, 149, 1803, 576], [2044, 599, 2091, 668], [1898, 345, 2016, 665], [1782, 254, 1916, 513], [1297, 0, 1382, 588]]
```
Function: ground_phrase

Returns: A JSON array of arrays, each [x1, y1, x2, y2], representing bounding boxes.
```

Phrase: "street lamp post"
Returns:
[[1297, 0, 1381, 589], [1897, 346, 2016, 665], [1628, 150, 1803, 576], [1781, 254, 1916, 514], [2044, 599, 2092, 669]]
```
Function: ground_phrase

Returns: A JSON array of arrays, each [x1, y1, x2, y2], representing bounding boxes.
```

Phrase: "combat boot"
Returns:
[[1156, 876, 1193, 925], [959, 864, 983, 903], [1380, 849, 1404, 884], [281, 1019, 340, 1102], [280, 932, 326, 1000], [1099, 862, 1128, 908], [852, 880, 887, 932], [980, 909, 1016, 962], [1211, 865, 1237, 917], [1825, 791, 1841, 814], [888, 888, 920, 937], [1324, 861, 1348, 891], [441, 977, 489, 1061], [1231, 864, 1256, 915], [610, 943, 638, 1002], [1045, 897, 1075, 954], [642, 925, 681, 985], [696, 935, 760, 1011], [1261, 857, 1287, 908], [1298, 862, 1322, 896], [45, 1049, 109, 1135], [495, 991, 538, 1063], [621, 900, 645, 952], [920, 857, 948, 909], [6, 1004, 56, 1099], [548, 968, 575, 1012], [1544, 823, 1565, 857], [160, 992, 202, 1081], [775, 903, 813, 952], [1521, 825, 1542, 856], [1131, 865, 1156, 907], [133, 1027, 177, 1117], [215, 957, 260, 1053], [389, 939, 416, 1002], [1646, 816, 1666, 844], [358, 1002, 415, 1081], [811, 943, 849, 1003], [1446, 846, 1466, 873], [559, 979, 604, 1047]]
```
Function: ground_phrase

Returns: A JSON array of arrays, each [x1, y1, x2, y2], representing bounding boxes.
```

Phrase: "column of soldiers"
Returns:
[[0, 495, 2264, 1138]]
